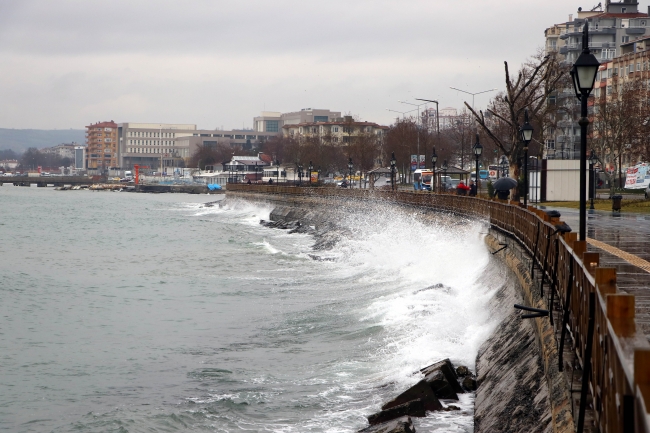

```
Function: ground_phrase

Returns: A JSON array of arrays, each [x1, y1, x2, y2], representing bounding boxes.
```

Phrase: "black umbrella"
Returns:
[[492, 177, 518, 191]]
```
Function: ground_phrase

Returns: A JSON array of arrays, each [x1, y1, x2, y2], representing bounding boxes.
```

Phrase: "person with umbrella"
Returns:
[[492, 176, 518, 200]]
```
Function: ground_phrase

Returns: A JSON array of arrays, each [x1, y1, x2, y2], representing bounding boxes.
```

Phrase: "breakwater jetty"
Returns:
[[227, 184, 650, 433]]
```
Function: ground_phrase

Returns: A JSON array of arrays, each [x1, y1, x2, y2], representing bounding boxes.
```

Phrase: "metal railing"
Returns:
[[227, 184, 650, 433]]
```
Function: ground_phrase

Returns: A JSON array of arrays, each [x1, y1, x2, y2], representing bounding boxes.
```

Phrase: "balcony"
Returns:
[[626, 27, 646, 35]]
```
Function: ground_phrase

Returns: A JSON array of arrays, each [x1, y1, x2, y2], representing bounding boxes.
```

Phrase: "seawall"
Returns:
[[224, 191, 575, 432]]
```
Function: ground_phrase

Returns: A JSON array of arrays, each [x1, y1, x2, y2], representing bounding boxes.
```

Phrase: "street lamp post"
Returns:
[[348, 158, 353, 189], [473, 134, 483, 194], [308, 161, 313, 186], [276, 159, 280, 184], [390, 152, 396, 191], [589, 150, 598, 210], [442, 160, 448, 192], [415, 99, 440, 137], [398, 101, 428, 171], [298, 164, 303, 186], [449, 87, 497, 114], [520, 109, 534, 207], [571, 25, 600, 241], [431, 147, 438, 193], [499, 155, 508, 178]]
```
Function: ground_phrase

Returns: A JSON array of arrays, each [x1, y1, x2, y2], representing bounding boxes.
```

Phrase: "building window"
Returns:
[[266, 120, 279, 132], [637, 62, 641, 71], [607, 85, 612, 94], [622, 36, 629, 43], [333, 126, 339, 133], [546, 139, 555, 150], [314, 116, 328, 122]]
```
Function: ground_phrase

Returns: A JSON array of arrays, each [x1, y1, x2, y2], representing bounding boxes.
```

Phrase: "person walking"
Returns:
[[469, 180, 477, 197]]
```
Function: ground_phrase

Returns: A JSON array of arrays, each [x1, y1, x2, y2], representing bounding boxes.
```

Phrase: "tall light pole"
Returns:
[[499, 155, 508, 178], [571, 25, 600, 242], [449, 87, 498, 113], [348, 158, 353, 189], [442, 160, 448, 192], [520, 109, 534, 207], [415, 98, 440, 137], [473, 135, 483, 194], [390, 152, 396, 191], [589, 150, 598, 210], [386, 108, 418, 120], [398, 101, 428, 171], [431, 147, 438, 193]]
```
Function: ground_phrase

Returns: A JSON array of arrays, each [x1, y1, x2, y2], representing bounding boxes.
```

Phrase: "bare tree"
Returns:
[[466, 53, 565, 195], [591, 79, 650, 192]]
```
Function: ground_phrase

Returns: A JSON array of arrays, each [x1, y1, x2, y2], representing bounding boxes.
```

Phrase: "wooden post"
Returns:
[[595, 268, 617, 296], [607, 294, 635, 337], [634, 349, 650, 408]]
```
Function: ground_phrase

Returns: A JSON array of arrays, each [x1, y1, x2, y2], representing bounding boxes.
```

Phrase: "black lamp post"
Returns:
[[431, 147, 438, 193], [571, 25, 600, 241], [589, 150, 598, 210], [308, 161, 313, 186], [442, 160, 448, 192], [298, 164, 303, 186], [317, 166, 321, 184], [276, 159, 280, 184], [390, 152, 396, 191], [348, 158, 353, 189], [499, 155, 508, 178], [473, 134, 483, 193], [520, 109, 534, 207]]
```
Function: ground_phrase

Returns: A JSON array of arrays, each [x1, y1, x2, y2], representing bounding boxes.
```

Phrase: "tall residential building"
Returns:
[[544, 1, 650, 159], [421, 107, 470, 131], [85, 121, 118, 173]]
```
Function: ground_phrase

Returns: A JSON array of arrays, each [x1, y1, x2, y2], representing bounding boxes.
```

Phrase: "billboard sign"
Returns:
[[419, 155, 425, 169], [410, 155, 417, 171], [625, 163, 650, 189]]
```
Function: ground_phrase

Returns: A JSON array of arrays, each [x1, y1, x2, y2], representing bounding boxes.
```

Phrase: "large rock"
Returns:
[[381, 379, 442, 412], [461, 376, 477, 391], [424, 369, 459, 400], [358, 416, 416, 433], [421, 358, 464, 395], [456, 365, 471, 377], [368, 399, 425, 425]]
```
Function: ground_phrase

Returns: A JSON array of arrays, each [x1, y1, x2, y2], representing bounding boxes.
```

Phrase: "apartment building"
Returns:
[[421, 107, 470, 131], [253, 108, 342, 132], [41, 143, 79, 161], [86, 121, 118, 173], [282, 116, 388, 143], [544, 1, 650, 159]]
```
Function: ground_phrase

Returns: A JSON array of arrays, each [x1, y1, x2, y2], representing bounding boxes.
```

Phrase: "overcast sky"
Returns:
[[0, 0, 593, 130]]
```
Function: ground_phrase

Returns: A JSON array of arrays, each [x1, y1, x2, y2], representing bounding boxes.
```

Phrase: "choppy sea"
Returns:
[[0, 185, 509, 432]]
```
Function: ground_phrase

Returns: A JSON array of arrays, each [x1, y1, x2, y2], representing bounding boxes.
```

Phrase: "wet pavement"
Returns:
[[536, 206, 650, 340]]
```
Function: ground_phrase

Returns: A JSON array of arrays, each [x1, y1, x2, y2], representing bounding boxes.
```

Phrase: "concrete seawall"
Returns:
[[226, 191, 576, 432]]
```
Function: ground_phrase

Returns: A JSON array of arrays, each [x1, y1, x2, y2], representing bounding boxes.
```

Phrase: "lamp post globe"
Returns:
[[572, 25, 600, 241], [431, 147, 438, 193], [473, 134, 483, 193], [520, 109, 533, 207]]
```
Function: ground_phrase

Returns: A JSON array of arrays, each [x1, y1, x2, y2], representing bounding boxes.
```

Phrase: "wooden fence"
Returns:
[[228, 184, 650, 433]]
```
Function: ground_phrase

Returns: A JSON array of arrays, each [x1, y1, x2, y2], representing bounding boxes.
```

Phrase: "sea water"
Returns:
[[0, 185, 508, 432]]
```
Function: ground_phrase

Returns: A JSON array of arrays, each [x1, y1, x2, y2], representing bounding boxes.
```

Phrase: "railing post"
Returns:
[[577, 292, 596, 433]]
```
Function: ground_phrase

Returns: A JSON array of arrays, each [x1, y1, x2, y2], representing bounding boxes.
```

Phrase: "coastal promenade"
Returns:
[[227, 184, 650, 433]]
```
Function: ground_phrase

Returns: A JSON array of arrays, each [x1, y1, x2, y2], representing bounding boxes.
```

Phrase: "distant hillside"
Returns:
[[0, 128, 86, 153]]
